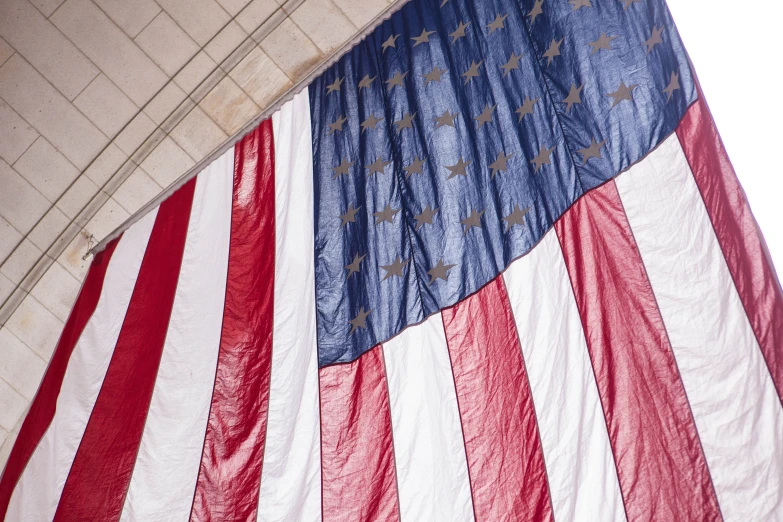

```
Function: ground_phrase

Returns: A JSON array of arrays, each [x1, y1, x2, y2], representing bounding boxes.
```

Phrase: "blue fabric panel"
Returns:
[[309, 0, 695, 367]]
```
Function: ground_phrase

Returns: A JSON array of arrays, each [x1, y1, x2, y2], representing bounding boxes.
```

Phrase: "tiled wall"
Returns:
[[0, 0, 401, 471]]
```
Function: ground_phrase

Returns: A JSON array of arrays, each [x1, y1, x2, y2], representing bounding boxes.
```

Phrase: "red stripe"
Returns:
[[0, 239, 120, 519], [555, 180, 722, 521], [676, 93, 783, 406], [441, 277, 554, 521], [319, 345, 400, 522], [189, 120, 276, 521], [53, 180, 196, 521]]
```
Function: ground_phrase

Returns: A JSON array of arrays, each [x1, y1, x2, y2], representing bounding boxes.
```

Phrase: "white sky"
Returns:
[[667, 1, 783, 272]]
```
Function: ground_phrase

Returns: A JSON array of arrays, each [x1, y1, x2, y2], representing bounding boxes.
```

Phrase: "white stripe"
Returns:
[[120, 149, 234, 521], [616, 134, 783, 521], [383, 313, 474, 522], [6, 209, 158, 521], [257, 91, 321, 522], [503, 231, 626, 522]]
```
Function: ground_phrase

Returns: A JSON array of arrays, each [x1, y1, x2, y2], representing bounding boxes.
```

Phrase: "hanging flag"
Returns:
[[2, 0, 783, 520]]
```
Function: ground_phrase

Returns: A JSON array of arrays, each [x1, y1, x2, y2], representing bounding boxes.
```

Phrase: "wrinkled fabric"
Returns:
[[54, 180, 197, 521], [555, 180, 721, 520], [190, 123, 276, 521], [677, 88, 783, 406], [616, 133, 783, 521], [309, 0, 695, 367], [442, 277, 553, 521], [319, 346, 399, 521]]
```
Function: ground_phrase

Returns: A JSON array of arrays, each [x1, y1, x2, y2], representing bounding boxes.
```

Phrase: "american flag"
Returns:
[[2, 0, 783, 520]]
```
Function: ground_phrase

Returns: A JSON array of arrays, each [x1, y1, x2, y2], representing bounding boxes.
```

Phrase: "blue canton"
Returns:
[[309, 0, 695, 368]]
